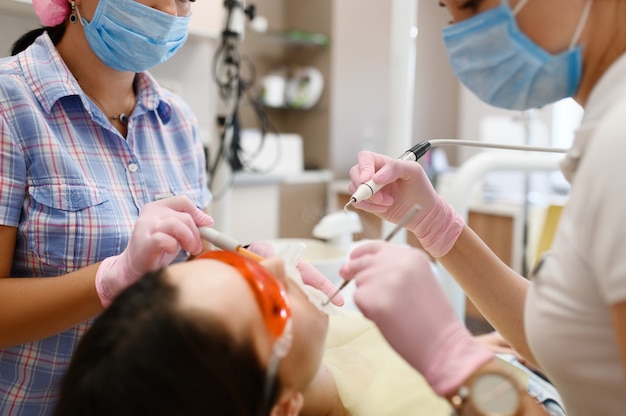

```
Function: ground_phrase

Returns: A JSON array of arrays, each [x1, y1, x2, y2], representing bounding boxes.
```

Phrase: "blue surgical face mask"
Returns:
[[78, 0, 190, 72], [442, 0, 592, 110]]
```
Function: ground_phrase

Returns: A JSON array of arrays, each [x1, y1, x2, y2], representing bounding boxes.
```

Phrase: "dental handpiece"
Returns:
[[346, 141, 431, 209], [198, 227, 265, 262]]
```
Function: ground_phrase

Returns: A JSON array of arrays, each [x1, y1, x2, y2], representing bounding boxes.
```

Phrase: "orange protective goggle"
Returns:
[[195, 250, 291, 339]]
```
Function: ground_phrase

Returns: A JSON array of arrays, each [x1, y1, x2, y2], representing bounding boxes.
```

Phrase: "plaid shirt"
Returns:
[[0, 33, 211, 415]]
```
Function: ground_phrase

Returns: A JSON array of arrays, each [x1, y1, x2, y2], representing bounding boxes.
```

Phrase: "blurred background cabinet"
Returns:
[[238, 0, 333, 171]]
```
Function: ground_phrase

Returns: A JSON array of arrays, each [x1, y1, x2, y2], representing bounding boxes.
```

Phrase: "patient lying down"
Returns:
[[54, 246, 451, 415], [54, 243, 563, 415]]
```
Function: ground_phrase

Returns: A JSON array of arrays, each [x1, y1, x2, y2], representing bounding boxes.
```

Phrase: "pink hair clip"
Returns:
[[32, 0, 69, 27]]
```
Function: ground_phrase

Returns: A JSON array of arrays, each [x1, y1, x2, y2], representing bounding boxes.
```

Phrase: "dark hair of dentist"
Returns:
[[342, 0, 626, 415], [0, 0, 214, 413]]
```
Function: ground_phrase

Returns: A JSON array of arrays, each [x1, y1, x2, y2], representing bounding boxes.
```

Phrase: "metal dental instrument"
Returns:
[[321, 204, 421, 306], [381, 204, 421, 242], [199, 227, 265, 262], [321, 277, 351, 307], [344, 141, 432, 212]]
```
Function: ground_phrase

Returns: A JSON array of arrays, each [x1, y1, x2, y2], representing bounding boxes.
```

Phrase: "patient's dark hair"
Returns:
[[54, 269, 278, 416], [12, 24, 66, 56]]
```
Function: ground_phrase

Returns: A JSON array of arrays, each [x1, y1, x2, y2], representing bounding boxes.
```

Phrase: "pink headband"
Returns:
[[32, 0, 69, 27]]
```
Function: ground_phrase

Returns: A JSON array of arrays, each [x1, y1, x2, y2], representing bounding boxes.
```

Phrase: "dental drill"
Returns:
[[344, 141, 431, 212], [199, 227, 264, 262], [345, 139, 567, 210]]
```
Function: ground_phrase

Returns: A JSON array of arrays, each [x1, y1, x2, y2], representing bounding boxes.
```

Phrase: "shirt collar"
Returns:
[[19, 32, 82, 114], [134, 70, 174, 123], [20, 32, 173, 123], [560, 51, 626, 183]]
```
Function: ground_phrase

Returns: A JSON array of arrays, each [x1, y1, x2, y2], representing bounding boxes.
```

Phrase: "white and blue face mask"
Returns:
[[79, 0, 190, 72], [442, 0, 592, 111]]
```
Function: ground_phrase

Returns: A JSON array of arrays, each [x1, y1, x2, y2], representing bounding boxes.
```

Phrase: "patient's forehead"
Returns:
[[164, 259, 274, 356]]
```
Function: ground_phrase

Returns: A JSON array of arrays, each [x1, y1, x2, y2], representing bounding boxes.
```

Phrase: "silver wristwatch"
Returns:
[[451, 369, 522, 416]]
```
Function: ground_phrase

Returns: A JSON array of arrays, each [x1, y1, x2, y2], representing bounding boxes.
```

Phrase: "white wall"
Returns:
[[329, 0, 391, 171], [412, 1, 460, 162], [330, 0, 459, 176], [0, 8, 39, 57]]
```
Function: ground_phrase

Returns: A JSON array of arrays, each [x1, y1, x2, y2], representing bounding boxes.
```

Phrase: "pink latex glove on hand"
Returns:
[[340, 241, 493, 396], [247, 241, 345, 306], [95, 196, 214, 307], [348, 151, 464, 258], [296, 260, 345, 306]]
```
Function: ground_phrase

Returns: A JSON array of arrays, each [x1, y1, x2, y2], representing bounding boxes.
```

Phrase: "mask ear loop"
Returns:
[[569, 0, 593, 49], [262, 319, 293, 414], [510, 0, 591, 50], [511, 0, 531, 15]]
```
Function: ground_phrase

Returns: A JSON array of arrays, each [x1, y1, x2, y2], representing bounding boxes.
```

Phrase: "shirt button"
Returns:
[[128, 163, 138, 172]]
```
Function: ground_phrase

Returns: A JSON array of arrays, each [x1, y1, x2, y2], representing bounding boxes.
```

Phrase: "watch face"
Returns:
[[470, 372, 521, 416]]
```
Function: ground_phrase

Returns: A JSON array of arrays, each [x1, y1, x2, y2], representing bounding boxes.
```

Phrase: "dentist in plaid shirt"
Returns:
[[0, 0, 215, 413]]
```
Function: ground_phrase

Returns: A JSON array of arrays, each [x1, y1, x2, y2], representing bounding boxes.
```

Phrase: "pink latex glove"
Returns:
[[348, 151, 464, 258], [247, 241, 345, 306], [95, 196, 213, 307], [340, 241, 493, 396], [32, 0, 69, 26]]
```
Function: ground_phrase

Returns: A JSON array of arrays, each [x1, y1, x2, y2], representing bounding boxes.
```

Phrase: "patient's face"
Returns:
[[165, 256, 329, 391]]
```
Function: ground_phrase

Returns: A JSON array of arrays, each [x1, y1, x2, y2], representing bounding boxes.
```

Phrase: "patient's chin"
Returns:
[[303, 285, 334, 314]]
